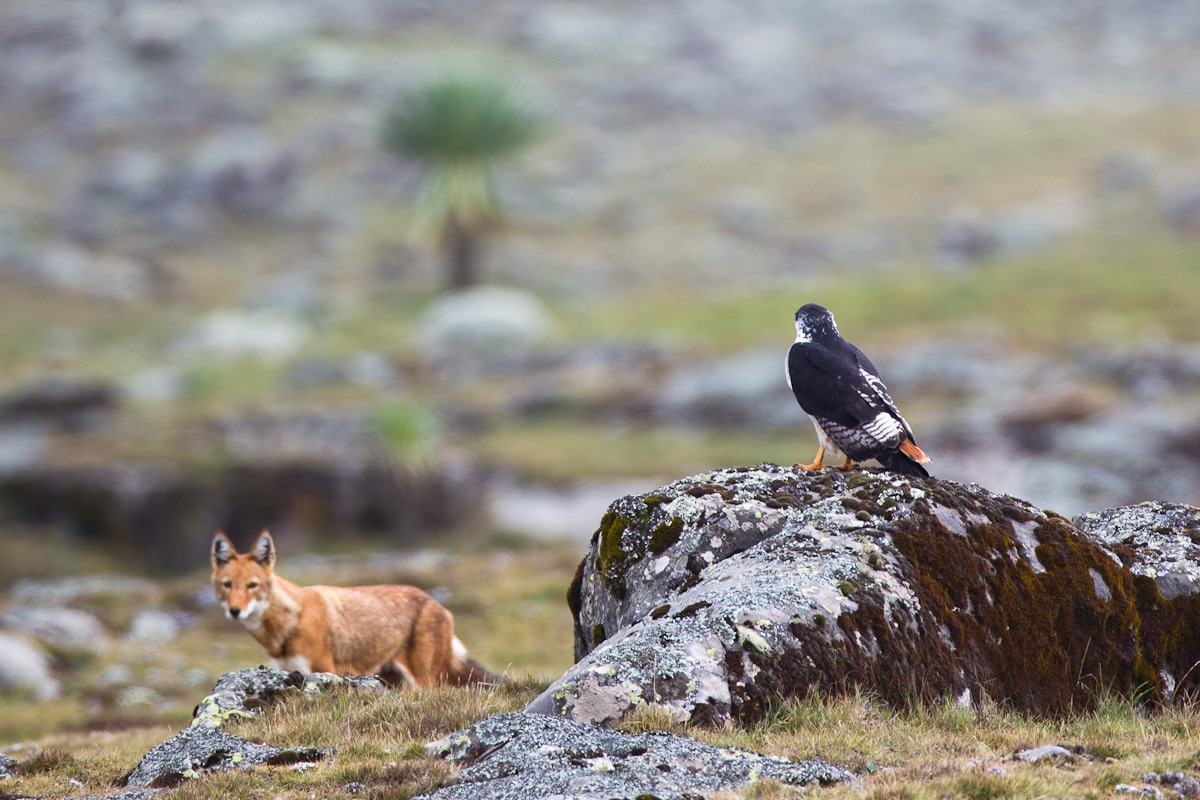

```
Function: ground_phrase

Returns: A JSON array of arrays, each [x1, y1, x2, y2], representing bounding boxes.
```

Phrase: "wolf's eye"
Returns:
[[247, 582, 259, 589], [222, 580, 232, 588]]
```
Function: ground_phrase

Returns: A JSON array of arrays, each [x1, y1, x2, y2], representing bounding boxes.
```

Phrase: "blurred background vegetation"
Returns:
[[1, 0, 1199, 748]]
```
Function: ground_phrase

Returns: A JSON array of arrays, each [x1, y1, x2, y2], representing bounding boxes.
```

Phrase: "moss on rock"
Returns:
[[648, 517, 684, 555]]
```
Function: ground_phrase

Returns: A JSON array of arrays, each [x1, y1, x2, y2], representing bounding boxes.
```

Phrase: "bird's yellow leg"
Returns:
[[834, 457, 856, 470], [795, 446, 826, 471]]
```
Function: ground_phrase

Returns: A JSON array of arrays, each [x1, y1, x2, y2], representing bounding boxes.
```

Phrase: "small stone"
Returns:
[[1180, 778, 1200, 797], [1016, 745, 1074, 763]]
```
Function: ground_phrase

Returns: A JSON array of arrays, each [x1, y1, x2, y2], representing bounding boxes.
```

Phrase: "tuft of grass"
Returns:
[[11, 747, 76, 777], [0, 727, 174, 798], [241, 682, 530, 752], [951, 768, 1039, 800], [734, 777, 808, 798], [615, 704, 688, 736], [197, 680, 542, 800]]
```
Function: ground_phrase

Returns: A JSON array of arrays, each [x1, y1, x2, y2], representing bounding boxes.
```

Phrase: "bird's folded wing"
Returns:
[[803, 343, 916, 447]]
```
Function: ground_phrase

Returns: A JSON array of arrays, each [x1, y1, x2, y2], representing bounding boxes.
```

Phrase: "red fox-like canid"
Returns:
[[210, 530, 499, 687]]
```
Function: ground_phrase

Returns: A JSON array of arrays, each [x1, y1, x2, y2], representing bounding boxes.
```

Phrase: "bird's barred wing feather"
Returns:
[[846, 343, 918, 441]]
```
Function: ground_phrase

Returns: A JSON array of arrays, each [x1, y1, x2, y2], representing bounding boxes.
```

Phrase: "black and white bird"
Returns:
[[786, 303, 931, 477]]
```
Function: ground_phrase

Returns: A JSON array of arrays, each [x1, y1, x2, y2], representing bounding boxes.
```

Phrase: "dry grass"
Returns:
[[1, 726, 175, 799], [0, 537, 580, 748], [10, 683, 1196, 800]]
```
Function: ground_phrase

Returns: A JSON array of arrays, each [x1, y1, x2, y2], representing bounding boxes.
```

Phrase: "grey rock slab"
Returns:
[[123, 724, 327, 788], [192, 667, 384, 727], [122, 668, 381, 788], [0, 606, 109, 652], [420, 711, 850, 800], [415, 287, 553, 378]]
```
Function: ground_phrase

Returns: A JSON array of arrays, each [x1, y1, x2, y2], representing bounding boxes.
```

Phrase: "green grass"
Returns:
[[472, 419, 806, 480], [560, 230, 1200, 355], [3, 222, 1196, 480]]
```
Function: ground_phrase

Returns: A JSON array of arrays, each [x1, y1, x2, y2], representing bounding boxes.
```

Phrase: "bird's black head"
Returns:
[[794, 303, 839, 342]]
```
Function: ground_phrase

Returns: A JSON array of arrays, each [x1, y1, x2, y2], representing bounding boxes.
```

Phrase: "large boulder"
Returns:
[[528, 466, 1200, 726], [419, 711, 849, 800]]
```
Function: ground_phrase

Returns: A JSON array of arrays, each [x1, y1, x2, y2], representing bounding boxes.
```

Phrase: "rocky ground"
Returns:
[[2, 6, 1200, 790], [2, 0, 1200, 302], [5, 322, 1200, 561], [6, 467, 1200, 799], [0, 0, 1198, 547]]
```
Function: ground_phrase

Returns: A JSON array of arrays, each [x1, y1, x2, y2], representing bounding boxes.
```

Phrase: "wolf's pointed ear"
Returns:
[[212, 531, 236, 567], [252, 529, 276, 569]]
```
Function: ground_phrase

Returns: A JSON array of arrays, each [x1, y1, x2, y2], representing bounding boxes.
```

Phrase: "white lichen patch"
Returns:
[[932, 504, 970, 537], [1010, 520, 1046, 573]]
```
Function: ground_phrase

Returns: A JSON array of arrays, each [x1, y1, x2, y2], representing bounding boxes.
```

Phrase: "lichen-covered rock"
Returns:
[[123, 725, 322, 789], [419, 711, 850, 800], [1074, 501, 1200, 698], [123, 668, 381, 788], [1074, 501, 1200, 600], [189, 666, 384, 729], [532, 465, 1200, 726]]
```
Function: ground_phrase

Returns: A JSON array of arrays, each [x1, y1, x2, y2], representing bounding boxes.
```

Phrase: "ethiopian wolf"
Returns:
[[211, 530, 498, 687]]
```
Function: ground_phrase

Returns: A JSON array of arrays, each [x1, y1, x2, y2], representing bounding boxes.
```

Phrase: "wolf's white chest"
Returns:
[[271, 655, 313, 673]]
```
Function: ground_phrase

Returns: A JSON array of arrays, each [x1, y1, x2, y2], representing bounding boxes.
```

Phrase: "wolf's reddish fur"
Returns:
[[211, 530, 498, 687]]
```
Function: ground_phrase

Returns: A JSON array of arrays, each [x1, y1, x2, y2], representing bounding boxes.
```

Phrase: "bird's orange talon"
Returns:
[[795, 447, 826, 471]]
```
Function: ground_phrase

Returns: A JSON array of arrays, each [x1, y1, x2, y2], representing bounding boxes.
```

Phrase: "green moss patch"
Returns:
[[648, 517, 684, 555], [597, 510, 633, 599]]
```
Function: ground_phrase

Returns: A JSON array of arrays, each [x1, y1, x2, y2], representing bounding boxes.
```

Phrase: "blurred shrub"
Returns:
[[368, 400, 440, 464]]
